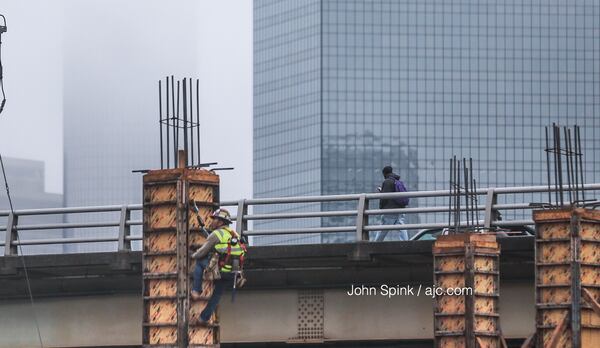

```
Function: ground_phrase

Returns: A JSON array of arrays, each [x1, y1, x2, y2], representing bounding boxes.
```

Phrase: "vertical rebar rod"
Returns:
[[176, 80, 180, 157], [196, 79, 201, 165], [189, 78, 194, 166], [576, 126, 585, 203], [452, 157, 457, 233], [569, 129, 581, 205], [455, 159, 460, 233], [166, 77, 170, 168], [448, 158, 453, 231], [159, 80, 164, 169], [171, 76, 176, 165], [568, 128, 578, 205], [544, 126, 551, 205], [463, 158, 469, 230], [552, 123, 559, 205], [469, 158, 474, 228], [473, 179, 480, 229], [553, 124, 562, 206], [563, 127, 572, 205], [556, 125, 564, 206], [182, 78, 188, 166]]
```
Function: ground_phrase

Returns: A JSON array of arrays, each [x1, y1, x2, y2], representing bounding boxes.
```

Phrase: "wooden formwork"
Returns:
[[533, 208, 600, 348], [433, 233, 501, 348], [142, 167, 220, 348]]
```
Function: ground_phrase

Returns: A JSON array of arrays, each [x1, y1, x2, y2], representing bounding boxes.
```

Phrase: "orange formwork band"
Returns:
[[142, 167, 221, 348], [533, 208, 600, 348], [433, 233, 501, 348]]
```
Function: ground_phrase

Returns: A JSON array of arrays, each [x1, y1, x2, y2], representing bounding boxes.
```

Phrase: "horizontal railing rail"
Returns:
[[1, 183, 599, 255]]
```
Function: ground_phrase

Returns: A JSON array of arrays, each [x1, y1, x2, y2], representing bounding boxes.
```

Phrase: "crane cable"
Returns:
[[0, 14, 7, 115], [0, 16, 41, 345], [1, 150, 44, 346]]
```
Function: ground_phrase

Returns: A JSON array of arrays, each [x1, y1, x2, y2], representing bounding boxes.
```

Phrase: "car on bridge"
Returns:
[[410, 224, 535, 241]]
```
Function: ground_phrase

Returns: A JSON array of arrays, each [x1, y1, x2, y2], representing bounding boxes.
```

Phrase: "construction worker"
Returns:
[[190, 208, 246, 325]]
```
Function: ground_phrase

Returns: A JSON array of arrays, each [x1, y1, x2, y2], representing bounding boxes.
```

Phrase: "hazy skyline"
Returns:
[[0, 1, 252, 203]]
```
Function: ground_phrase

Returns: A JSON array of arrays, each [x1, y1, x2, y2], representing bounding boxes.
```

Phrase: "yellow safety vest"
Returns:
[[213, 227, 246, 273]]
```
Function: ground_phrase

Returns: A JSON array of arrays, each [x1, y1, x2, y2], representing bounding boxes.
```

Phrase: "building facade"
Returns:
[[254, 0, 600, 244]]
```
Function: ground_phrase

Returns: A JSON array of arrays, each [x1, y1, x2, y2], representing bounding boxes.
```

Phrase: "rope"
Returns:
[[1, 154, 44, 348]]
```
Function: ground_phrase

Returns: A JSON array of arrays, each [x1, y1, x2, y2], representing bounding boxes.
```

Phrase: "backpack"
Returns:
[[393, 179, 409, 207]]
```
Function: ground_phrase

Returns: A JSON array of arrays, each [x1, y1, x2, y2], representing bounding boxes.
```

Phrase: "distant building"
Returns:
[[0, 157, 63, 254], [62, 3, 200, 252], [253, 0, 600, 244]]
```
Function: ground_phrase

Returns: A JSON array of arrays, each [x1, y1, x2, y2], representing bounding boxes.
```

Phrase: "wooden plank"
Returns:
[[147, 279, 177, 297], [538, 266, 571, 285], [439, 336, 466, 348], [473, 274, 496, 294], [145, 232, 177, 253], [149, 326, 178, 345], [580, 222, 600, 240], [148, 299, 178, 324], [473, 256, 497, 273], [546, 312, 568, 348], [537, 242, 571, 264], [145, 255, 178, 274], [474, 297, 496, 314], [149, 206, 177, 230]]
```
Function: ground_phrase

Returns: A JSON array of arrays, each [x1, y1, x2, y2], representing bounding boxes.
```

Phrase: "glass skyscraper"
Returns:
[[254, 0, 600, 244]]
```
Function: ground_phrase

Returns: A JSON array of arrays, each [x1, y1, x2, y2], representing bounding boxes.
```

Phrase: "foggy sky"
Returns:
[[0, 1, 252, 202]]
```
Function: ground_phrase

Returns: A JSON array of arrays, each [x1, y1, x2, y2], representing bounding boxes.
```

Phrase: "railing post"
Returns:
[[236, 199, 248, 238], [355, 194, 369, 242], [4, 212, 18, 255], [118, 206, 131, 251], [484, 188, 499, 230]]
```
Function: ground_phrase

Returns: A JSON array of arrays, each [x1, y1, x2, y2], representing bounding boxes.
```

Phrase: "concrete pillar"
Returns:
[[533, 208, 600, 348], [142, 151, 220, 347], [433, 233, 501, 348]]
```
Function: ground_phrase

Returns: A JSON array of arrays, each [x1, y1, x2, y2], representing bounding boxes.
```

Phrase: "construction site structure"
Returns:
[[433, 233, 501, 348], [142, 150, 220, 347], [533, 208, 600, 347]]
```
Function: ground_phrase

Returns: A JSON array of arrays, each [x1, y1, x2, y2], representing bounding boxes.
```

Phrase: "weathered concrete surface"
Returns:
[[0, 239, 536, 346], [0, 284, 535, 347]]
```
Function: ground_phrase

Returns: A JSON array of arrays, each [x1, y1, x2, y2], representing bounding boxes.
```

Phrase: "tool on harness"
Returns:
[[204, 252, 221, 281], [226, 235, 247, 302]]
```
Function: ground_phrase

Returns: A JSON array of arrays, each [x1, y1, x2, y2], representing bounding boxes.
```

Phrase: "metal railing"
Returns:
[[1, 183, 600, 255]]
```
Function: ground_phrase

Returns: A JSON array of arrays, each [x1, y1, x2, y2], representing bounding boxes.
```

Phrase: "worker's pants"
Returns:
[[374, 213, 407, 241], [192, 257, 234, 322]]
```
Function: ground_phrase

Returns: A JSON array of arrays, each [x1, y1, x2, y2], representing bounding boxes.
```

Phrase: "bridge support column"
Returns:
[[533, 208, 600, 348], [142, 151, 221, 347], [433, 233, 501, 348]]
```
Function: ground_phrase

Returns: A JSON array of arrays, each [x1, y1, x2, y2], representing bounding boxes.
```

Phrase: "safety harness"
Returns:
[[213, 226, 247, 273]]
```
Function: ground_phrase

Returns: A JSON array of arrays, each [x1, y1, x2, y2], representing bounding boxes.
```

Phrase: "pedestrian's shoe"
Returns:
[[191, 290, 202, 300]]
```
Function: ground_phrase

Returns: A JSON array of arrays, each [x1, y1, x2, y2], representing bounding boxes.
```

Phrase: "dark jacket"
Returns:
[[379, 173, 405, 209]]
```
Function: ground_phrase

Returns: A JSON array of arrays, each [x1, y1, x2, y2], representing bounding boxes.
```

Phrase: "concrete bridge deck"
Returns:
[[0, 239, 534, 347]]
